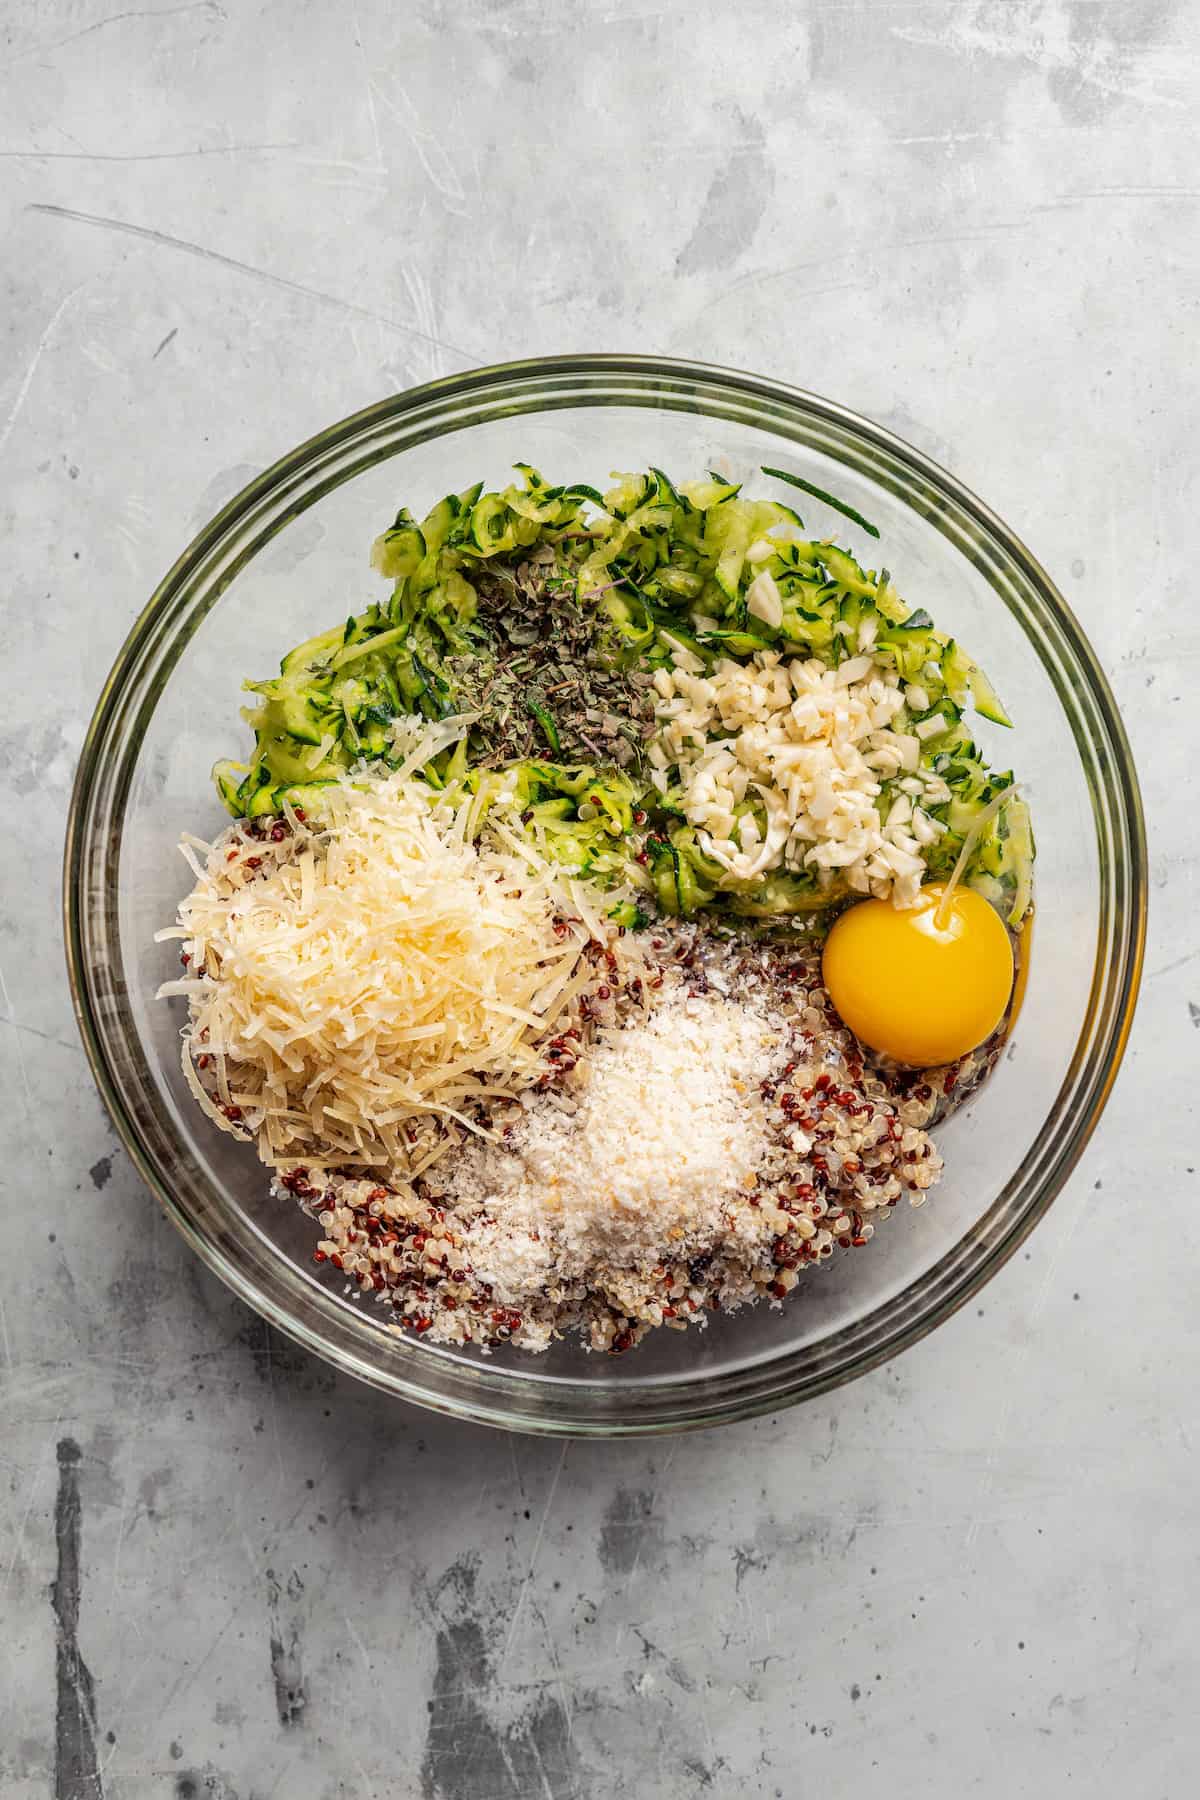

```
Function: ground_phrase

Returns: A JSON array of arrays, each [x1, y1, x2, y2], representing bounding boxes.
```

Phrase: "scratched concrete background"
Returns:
[[1, 0, 1196, 1794]]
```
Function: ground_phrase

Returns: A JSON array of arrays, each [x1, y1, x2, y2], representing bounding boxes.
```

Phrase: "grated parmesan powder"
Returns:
[[455, 988, 781, 1293]]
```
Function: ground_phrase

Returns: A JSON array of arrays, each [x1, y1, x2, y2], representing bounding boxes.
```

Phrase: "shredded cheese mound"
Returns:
[[647, 648, 951, 907], [156, 769, 616, 1180]]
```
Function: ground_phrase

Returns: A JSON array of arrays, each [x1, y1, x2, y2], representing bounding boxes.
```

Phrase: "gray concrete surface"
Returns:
[[1, 1, 1195, 1794]]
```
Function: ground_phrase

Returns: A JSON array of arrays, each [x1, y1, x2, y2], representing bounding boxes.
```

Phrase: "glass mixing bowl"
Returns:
[[64, 357, 1146, 1435]]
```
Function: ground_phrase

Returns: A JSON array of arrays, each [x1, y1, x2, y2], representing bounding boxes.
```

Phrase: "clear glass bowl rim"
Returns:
[[63, 354, 1147, 1436]]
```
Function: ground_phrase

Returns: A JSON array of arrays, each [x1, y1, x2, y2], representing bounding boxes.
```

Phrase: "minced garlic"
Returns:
[[647, 648, 951, 906]]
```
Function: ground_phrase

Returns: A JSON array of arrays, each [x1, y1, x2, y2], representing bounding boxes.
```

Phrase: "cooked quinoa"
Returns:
[[278, 922, 1002, 1355]]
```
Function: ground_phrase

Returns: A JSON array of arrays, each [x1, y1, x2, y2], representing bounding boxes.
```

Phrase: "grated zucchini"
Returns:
[[213, 463, 1032, 925]]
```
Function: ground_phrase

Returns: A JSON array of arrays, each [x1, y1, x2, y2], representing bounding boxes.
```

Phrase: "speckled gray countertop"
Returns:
[[1, 3, 1195, 1795]]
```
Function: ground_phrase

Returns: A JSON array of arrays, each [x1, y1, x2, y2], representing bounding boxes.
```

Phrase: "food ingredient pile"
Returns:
[[160, 463, 1027, 1355]]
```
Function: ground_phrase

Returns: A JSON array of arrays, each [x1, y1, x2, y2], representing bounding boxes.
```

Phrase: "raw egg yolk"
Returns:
[[822, 884, 1014, 1067]]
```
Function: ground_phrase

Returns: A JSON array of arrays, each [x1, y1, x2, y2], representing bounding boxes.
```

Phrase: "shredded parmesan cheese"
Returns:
[[157, 767, 622, 1180]]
